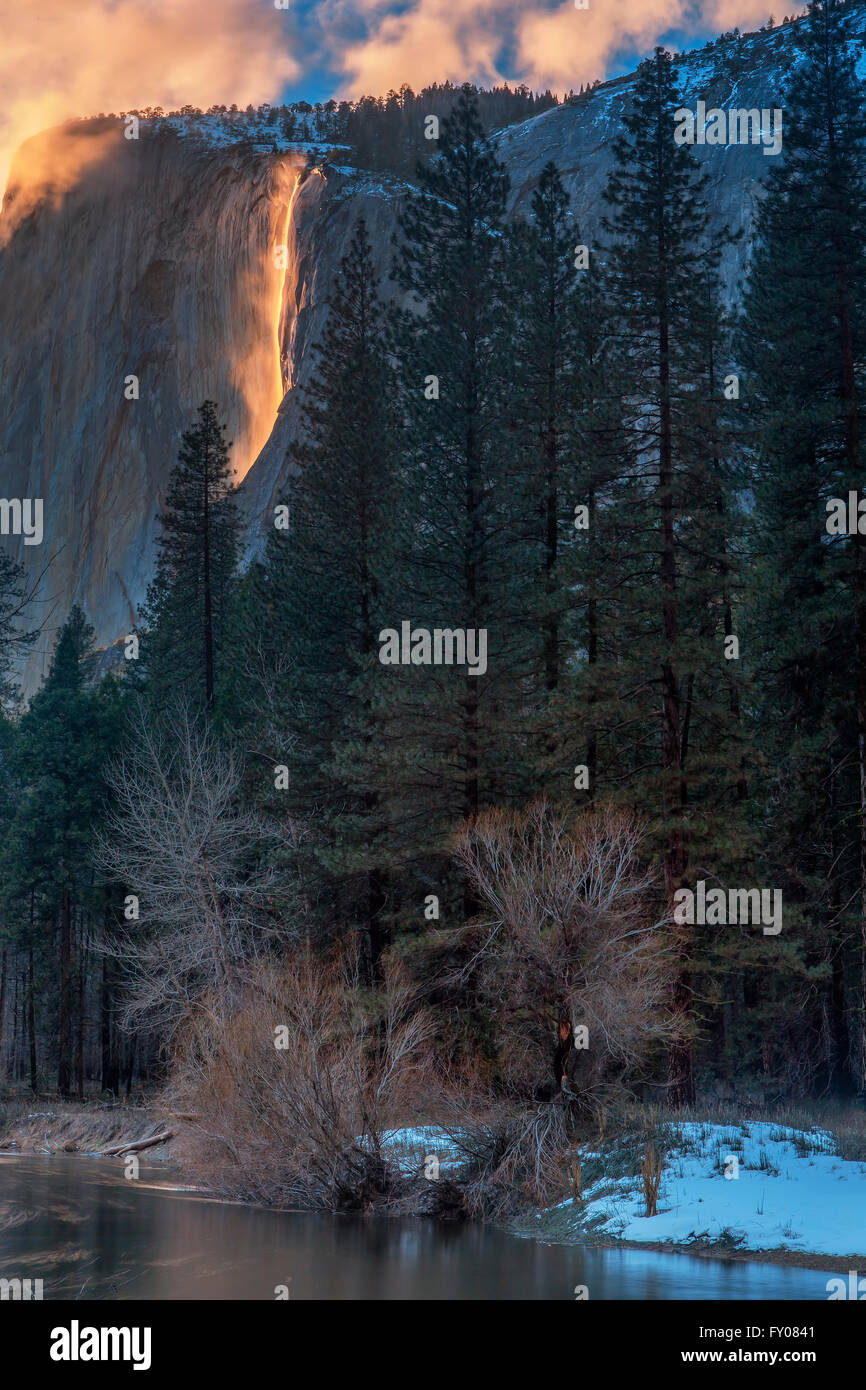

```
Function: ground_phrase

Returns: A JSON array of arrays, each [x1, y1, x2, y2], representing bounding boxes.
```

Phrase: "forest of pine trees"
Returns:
[[1, 4, 865, 1152], [110, 81, 558, 177]]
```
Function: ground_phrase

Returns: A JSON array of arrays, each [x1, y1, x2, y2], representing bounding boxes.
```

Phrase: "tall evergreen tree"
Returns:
[[243, 220, 404, 971], [599, 49, 748, 1103], [387, 87, 535, 918], [512, 163, 579, 706], [510, 162, 627, 801], [0, 550, 39, 709], [0, 553, 39, 1073], [138, 401, 240, 711], [0, 608, 123, 1094], [510, 163, 584, 782], [738, 0, 866, 1092]]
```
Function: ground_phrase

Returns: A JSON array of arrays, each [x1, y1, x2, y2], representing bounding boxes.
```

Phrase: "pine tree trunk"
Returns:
[[831, 213, 865, 1090], [723, 592, 748, 802], [125, 1037, 137, 1098], [101, 898, 120, 1095], [828, 769, 852, 1093], [28, 944, 37, 1094], [359, 489, 388, 979], [543, 419, 559, 694], [57, 886, 74, 1096], [11, 967, 20, 1081], [709, 286, 748, 804], [657, 200, 691, 1106], [202, 436, 215, 706], [463, 411, 481, 922], [0, 947, 7, 1079], [849, 473, 866, 1094], [586, 486, 598, 801], [101, 955, 114, 1095], [76, 916, 86, 1099]]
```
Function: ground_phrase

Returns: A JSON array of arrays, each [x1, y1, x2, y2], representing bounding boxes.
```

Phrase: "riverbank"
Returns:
[[3, 1099, 864, 1275], [517, 1117, 866, 1272], [377, 1115, 866, 1273], [0, 1098, 179, 1160]]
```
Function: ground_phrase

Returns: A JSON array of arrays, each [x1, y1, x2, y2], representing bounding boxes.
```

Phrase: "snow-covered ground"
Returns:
[[377, 1126, 465, 1176], [381, 1119, 866, 1257], [545, 1121, 866, 1258], [148, 111, 349, 154]]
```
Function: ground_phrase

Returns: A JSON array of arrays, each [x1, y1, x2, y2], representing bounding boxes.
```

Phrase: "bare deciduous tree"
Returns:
[[438, 801, 676, 1215], [97, 701, 302, 1038], [453, 799, 676, 1102]]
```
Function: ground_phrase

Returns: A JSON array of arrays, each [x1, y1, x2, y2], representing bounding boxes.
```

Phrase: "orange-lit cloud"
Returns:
[[708, 0, 786, 31], [0, 0, 300, 202], [326, 0, 510, 95], [322, 0, 800, 98], [515, 0, 692, 92]]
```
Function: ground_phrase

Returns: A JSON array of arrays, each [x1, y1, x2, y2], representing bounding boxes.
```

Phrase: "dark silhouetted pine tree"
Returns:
[[738, 0, 866, 1093], [386, 88, 536, 924], [137, 401, 240, 712], [599, 48, 749, 1104], [242, 220, 404, 972]]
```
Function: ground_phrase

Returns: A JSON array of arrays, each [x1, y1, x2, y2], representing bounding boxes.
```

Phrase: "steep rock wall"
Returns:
[[0, 125, 303, 688]]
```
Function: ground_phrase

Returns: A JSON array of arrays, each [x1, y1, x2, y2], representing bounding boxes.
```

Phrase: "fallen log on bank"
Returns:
[[100, 1129, 174, 1157]]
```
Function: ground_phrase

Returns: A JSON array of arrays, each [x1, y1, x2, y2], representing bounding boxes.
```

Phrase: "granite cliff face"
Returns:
[[1, 11, 864, 691], [0, 123, 305, 687]]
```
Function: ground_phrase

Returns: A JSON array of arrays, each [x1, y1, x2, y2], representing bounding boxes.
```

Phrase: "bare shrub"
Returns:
[[460, 1097, 579, 1216], [641, 1142, 664, 1216], [167, 942, 434, 1210]]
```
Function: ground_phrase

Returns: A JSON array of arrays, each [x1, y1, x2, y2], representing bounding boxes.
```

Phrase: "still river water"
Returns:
[[0, 1153, 834, 1300]]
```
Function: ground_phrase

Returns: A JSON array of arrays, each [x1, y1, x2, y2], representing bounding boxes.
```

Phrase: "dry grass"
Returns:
[[569, 1153, 583, 1200], [0, 1099, 177, 1157], [638, 1098, 866, 1162]]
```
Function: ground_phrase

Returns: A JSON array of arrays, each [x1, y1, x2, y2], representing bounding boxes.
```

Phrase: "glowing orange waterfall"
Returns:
[[276, 166, 303, 394], [231, 157, 303, 482]]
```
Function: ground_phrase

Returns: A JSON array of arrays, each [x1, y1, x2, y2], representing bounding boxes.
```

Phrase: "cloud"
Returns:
[[0, 0, 300, 200], [321, 0, 793, 97], [516, 0, 693, 91], [322, 0, 510, 95], [708, 0, 783, 32]]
